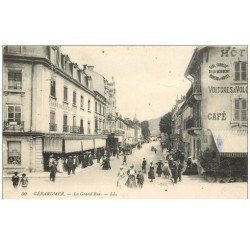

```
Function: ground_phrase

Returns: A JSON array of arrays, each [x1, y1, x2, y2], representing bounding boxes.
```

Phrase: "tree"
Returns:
[[159, 112, 172, 137], [140, 120, 151, 139]]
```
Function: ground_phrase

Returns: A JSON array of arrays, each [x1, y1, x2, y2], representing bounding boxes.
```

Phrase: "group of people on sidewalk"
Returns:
[[11, 172, 29, 189], [117, 165, 145, 189], [116, 145, 186, 189]]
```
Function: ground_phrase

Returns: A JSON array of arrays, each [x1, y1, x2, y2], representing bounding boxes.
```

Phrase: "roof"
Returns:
[[184, 46, 207, 77]]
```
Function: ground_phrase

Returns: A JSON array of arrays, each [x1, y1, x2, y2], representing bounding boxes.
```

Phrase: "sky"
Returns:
[[61, 46, 196, 121]]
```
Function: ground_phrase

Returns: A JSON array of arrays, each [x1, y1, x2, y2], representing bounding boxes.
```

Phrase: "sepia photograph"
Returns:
[[2, 45, 248, 199]]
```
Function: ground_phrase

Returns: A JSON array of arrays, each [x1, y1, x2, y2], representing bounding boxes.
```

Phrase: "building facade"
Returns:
[[3, 46, 107, 173], [173, 46, 247, 176]]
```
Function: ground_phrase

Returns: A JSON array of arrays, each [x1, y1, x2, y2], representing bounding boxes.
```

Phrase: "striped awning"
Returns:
[[211, 129, 247, 158]]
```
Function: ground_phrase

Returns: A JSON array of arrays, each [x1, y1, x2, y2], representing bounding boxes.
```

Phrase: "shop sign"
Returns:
[[209, 63, 230, 81]]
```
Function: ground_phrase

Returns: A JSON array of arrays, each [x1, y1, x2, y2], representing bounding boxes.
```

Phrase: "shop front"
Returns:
[[211, 129, 247, 179]]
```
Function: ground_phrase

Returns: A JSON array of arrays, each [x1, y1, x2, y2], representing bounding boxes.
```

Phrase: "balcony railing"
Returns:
[[70, 126, 80, 133], [185, 117, 201, 130], [49, 123, 57, 131], [193, 83, 201, 93], [4, 121, 24, 131], [63, 125, 69, 132]]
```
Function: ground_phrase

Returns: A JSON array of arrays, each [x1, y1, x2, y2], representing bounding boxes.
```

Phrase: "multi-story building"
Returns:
[[3, 46, 107, 173], [177, 46, 248, 175], [171, 96, 185, 151]]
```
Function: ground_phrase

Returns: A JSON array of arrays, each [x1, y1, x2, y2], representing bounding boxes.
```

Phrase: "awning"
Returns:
[[211, 129, 247, 157], [44, 137, 63, 153], [82, 139, 94, 151], [94, 139, 106, 148], [65, 140, 82, 153]]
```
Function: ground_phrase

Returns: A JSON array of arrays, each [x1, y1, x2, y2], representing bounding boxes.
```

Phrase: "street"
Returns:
[[3, 141, 247, 199]]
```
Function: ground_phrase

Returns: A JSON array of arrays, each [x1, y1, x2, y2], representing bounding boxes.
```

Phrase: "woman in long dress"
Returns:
[[125, 165, 137, 188], [148, 162, 155, 182], [57, 157, 64, 173]]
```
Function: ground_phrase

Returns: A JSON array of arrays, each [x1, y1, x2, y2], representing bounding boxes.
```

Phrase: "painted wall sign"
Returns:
[[209, 63, 230, 80], [208, 85, 248, 94], [221, 47, 246, 57], [49, 99, 73, 112], [208, 112, 226, 120]]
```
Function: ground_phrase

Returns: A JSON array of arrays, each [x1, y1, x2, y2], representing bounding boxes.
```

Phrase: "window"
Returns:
[[7, 105, 21, 124], [103, 107, 105, 115], [50, 111, 55, 124], [8, 141, 21, 165], [73, 115, 76, 127], [88, 100, 91, 111], [80, 119, 84, 134], [50, 80, 56, 98], [80, 96, 84, 108], [234, 99, 247, 121], [95, 102, 97, 113], [63, 114, 68, 132], [99, 104, 101, 114], [8, 70, 22, 90], [235, 62, 248, 81], [88, 121, 91, 134], [73, 91, 77, 106], [49, 110, 57, 131], [64, 87, 68, 102]]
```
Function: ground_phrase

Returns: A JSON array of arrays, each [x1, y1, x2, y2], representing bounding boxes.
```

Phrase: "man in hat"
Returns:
[[141, 158, 147, 174], [72, 155, 78, 174], [67, 156, 73, 175], [49, 154, 55, 181], [117, 166, 126, 189]]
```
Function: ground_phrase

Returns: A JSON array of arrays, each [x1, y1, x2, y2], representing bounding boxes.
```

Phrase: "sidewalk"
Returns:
[[3, 161, 100, 179]]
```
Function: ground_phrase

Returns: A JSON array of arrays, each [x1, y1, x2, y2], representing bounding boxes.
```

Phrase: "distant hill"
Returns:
[[148, 117, 161, 136]]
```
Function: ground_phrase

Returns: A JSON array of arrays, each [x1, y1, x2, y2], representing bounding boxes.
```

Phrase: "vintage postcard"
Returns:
[[2, 45, 248, 199]]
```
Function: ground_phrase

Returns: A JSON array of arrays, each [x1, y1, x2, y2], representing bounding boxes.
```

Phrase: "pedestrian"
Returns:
[[142, 158, 147, 174], [187, 156, 192, 169], [125, 165, 137, 188], [154, 148, 157, 154], [178, 159, 184, 182], [117, 166, 126, 189], [136, 170, 144, 188], [67, 156, 73, 175], [156, 160, 163, 177], [163, 161, 172, 179], [57, 157, 64, 173], [72, 155, 78, 174], [122, 155, 127, 165], [96, 150, 101, 163], [172, 161, 179, 184], [148, 162, 155, 182], [116, 147, 120, 159], [11, 172, 19, 188], [20, 173, 29, 188], [50, 161, 57, 182]]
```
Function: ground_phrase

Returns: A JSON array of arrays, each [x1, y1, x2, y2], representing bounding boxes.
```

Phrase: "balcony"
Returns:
[[185, 117, 201, 135], [70, 126, 80, 133], [63, 125, 69, 132], [4, 121, 24, 132], [49, 123, 57, 131], [186, 83, 202, 106]]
